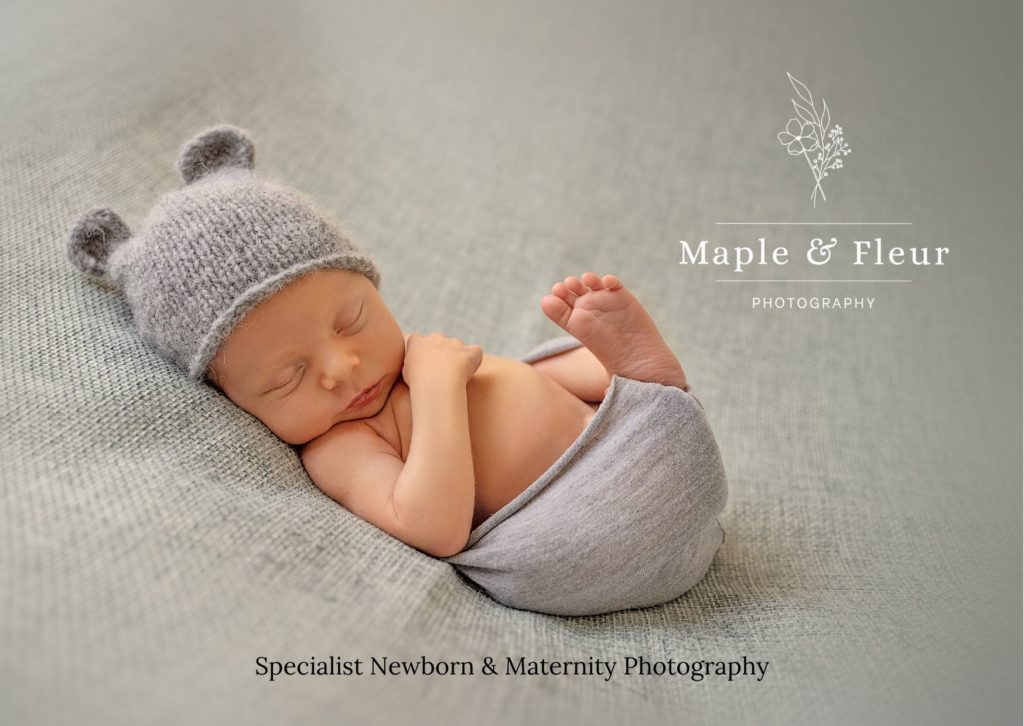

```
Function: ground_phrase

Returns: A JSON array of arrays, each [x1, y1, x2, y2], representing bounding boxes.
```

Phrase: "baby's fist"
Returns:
[[403, 332, 482, 387]]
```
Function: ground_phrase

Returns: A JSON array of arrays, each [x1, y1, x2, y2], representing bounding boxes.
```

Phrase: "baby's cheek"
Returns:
[[281, 398, 336, 445], [254, 402, 299, 444]]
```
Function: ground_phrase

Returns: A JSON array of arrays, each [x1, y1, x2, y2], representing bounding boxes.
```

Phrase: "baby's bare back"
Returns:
[[363, 352, 597, 530]]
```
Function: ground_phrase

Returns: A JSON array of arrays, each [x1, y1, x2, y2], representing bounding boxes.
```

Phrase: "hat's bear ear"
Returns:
[[176, 124, 255, 184], [67, 207, 132, 283]]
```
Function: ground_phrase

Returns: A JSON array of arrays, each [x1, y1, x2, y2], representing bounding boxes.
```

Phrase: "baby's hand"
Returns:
[[403, 332, 482, 388]]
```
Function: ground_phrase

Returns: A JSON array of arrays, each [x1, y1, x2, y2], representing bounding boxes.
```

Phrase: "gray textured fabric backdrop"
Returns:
[[2, 1, 1020, 724]]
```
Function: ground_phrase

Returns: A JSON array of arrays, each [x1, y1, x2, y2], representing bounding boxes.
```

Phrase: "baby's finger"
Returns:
[[468, 345, 484, 371]]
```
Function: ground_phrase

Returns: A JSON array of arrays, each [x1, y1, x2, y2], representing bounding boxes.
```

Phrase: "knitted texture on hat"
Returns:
[[67, 124, 382, 381]]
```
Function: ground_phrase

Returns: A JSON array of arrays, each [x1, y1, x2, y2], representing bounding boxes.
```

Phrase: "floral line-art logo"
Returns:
[[777, 72, 851, 207]]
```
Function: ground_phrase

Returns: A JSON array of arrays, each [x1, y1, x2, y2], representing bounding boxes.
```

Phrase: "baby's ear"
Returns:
[[176, 124, 255, 184], [66, 207, 132, 283]]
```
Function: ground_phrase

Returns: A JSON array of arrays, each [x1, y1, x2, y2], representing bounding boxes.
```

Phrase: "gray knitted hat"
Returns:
[[67, 124, 382, 381]]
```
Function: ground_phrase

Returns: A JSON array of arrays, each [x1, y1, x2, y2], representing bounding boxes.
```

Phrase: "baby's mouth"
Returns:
[[345, 377, 383, 411]]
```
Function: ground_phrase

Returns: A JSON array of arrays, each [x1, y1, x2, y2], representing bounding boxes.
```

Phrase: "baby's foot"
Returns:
[[540, 273, 689, 391]]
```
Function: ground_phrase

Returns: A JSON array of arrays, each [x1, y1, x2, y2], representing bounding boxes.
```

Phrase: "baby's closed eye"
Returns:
[[262, 368, 300, 395], [337, 304, 364, 333]]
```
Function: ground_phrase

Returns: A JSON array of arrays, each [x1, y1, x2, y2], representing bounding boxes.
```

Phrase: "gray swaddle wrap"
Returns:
[[443, 336, 728, 616]]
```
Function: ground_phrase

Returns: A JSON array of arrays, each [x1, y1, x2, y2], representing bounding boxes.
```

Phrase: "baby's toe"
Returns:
[[540, 294, 573, 327], [602, 274, 623, 290], [581, 272, 604, 290], [550, 281, 573, 300], [563, 276, 588, 296]]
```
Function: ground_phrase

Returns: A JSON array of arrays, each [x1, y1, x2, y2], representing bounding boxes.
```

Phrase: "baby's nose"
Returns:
[[319, 351, 358, 390]]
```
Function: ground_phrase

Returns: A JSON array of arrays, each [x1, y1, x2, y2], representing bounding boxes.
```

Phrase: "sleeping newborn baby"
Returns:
[[67, 125, 728, 616]]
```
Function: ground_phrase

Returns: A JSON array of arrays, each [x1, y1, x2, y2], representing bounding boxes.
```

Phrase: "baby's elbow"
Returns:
[[418, 526, 470, 558], [422, 542, 460, 558], [391, 489, 472, 558]]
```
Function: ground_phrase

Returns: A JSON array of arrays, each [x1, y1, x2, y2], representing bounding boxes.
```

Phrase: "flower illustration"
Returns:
[[777, 72, 852, 207], [777, 118, 818, 156]]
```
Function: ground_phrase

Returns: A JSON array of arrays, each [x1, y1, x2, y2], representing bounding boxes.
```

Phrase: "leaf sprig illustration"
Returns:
[[777, 72, 851, 207]]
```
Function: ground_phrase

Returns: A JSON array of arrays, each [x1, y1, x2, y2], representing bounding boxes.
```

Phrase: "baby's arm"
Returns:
[[300, 372, 474, 558], [392, 372, 475, 554]]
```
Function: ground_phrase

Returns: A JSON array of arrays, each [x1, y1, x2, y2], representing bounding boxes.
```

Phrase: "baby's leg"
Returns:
[[540, 273, 689, 391], [530, 346, 612, 402]]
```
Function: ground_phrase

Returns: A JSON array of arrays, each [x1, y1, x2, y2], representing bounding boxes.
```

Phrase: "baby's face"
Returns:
[[207, 268, 405, 447]]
